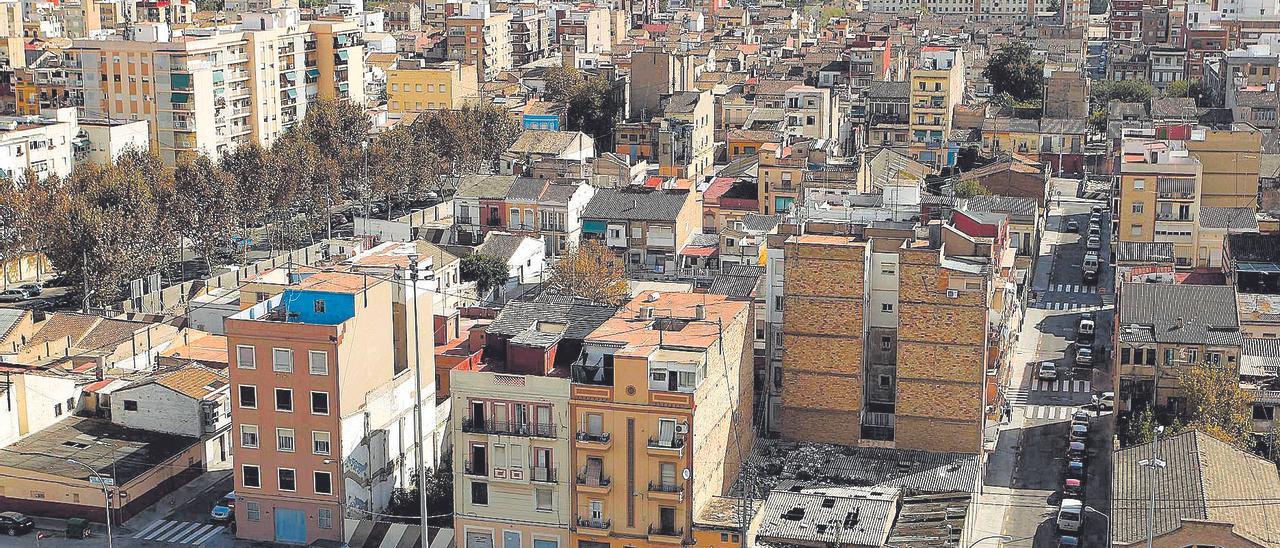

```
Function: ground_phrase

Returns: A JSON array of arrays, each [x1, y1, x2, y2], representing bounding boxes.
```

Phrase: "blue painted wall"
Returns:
[[280, 289, 356, 325]]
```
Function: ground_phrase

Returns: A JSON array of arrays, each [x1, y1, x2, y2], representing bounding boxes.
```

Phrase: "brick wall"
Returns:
[[895, 247, 985, 454], [780, 237, 866, 445]]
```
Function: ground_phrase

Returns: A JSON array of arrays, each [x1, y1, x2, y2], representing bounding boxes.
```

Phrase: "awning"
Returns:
[[337, 82, 349, 91], [337, 50, 349, 61], [306, 68, 320, 78], [211, 70, 224, 84], [285, 88, 298, 99], [681, 245, 718, 257], [171, 73, 192, 89], [583, 220, 606, 234], [170, 92, 191, 103], [283, 71, 297, 81]]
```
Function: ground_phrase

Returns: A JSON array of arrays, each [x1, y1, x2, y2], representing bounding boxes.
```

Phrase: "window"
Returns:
[[276, 428, 295, 452], [472, 481, 489, 505], [124, 400, 138, 411], [879, 374, 891, 388], [54, 403, 62, 416], [1132, 202, 1144, 214], [314, 471, 333, 495], [237, 345, 256, 369], [240, 425, 259, 448], [881, 264, 896, 276], [240, 385, 257, 408], [1133, 178, 1145, 190], [881, 336, 891, 351], [1130, 224, 1142, 237], [1254, 405, 1275, 420], [275, 388, 293, 412], [318, 507, 333, 529], [243, 464, 261, 488], [313, 300, 326, 313], [278, 468, 296, 491], [313, 431, 332, 455], [309, 351, 328, 375], [311, 391, 330, 415], [246, 501, 260, 521], [774, 296, 784, 311], [535, 488, 553, 510], [273, 348, 293, 372], [881, 303, 894, 313]]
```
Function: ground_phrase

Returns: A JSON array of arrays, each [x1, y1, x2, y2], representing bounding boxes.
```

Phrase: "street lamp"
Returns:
[[322, 459, 344, 541], [65, 458, 112, 548], [967, 534, 1013, 547], [1139, 426, 1167, 548], [1085, 506, 1110, 547]]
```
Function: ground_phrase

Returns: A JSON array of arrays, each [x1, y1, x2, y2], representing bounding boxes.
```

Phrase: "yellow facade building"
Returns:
[[386, 59, 478, 113], [908, 47, 964, 169], [569, 292, 753, 548]]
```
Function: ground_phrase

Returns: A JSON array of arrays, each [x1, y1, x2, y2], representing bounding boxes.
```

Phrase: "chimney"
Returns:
[[694, 304, 706, 320], [1174, 317, 1184, 329]]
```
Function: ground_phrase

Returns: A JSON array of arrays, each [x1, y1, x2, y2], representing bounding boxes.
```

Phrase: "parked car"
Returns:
[[1065, 458, 1086, 479], [1071, 410, 1091, 427], [0, 290, 25, 303], [1070, 423, 1089, 442], [1075, 346, 1094, 367], [0, 512, 34, 536], [1068, 440, 1088, 461], [17, 283, 41, 298], [1092, 391, 1115, 410], [1063, 478, 1084, 498], [1066, 220, 1079, 232], [16, 299, 56, 312], [1086, 235, 1101, 250], [1076, 318, 1095, 344], [1059, 535, 1080, 548], [210, 492, 236, 523], [1057, 498, 1084, 532], [1038, 361, 1058, 380], [1091, 204, 1103, 215]]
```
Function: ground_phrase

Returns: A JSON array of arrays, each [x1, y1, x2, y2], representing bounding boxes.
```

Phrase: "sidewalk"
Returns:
[[121, 469, 233, 533]]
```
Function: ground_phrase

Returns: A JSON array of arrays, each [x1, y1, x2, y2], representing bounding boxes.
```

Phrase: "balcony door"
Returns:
[[587, 413, 603, 436], [470, 443, 487, 474], [659, 507, 676, 533], [585, 456, 603, 485], [470, 401, 484, 427]]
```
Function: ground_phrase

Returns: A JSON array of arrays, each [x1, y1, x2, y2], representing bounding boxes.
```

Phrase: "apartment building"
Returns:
[[67, 13, 363, 163], [908, 47, 964, 169], [452, 300, 616, 548], [569, 292, 753, 548], [0, 107, 79, 180], [386, 59, 478, 114], [1115, 137, 1203, 269], [757, 142, 804, 215], [1114, 283, 1243, 415], [1184, 129, 1262, 208], [628, 46, 698, 122], [445, 4, 513, 82], [556, 5, 611, 54], [781, 223, 991, 454], [510, 4, 553, 67], [502, 178, 597, 258], [1043, 68, 1089, 120], [227, 270, 434, 544], [383, 2, 421, 31], [782, 85, 836, 143], [580, 184, 702, 276], [656, 90, 714, 181]]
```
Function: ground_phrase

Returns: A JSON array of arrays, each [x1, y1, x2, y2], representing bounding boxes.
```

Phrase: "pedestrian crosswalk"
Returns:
[[131, 520, 225, 545], [1031, 379, 1091, 393], [1035, 301, 1098, 311], [1023, 405, 1080, 420], [1049, 284, 1098, 294]]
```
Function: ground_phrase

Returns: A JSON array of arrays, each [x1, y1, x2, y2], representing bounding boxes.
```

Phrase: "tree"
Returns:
[[543, 67, 624, 150], [173, 153, 237, 273], [1089, 108, 1109, 134], [1179, 362, 1253, 448], [816, 5, 845, 26], [1163, 79, 1207, 105], [1091, 79, 1156, 106], [219, 142, 272, 263], [1121, 406, 1163, 447], [953, 179, 991, 199], [386, 461, 453, 526], [984, 43, 1044, 103], [411, 104, 522, 182], [295, 99, 373, 195], [461, 253, 509, 294], [368, 125, 439, 217], [546, 240, 628, 305]]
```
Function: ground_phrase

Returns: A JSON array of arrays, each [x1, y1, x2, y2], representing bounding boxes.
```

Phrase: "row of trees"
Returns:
[[0, 100, 521, 306]]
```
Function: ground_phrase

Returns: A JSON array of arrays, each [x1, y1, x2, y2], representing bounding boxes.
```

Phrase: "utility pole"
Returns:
[[407, 255, 429, 534], [1139, 425, 1167, 548], [81, 249, 89, 314]]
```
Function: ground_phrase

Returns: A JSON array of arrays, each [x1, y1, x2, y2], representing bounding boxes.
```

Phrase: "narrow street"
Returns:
[[979, 178, 1116, 547]]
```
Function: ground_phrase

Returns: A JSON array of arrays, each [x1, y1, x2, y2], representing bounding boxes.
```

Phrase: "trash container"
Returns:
[[65, 518, 90, 539]]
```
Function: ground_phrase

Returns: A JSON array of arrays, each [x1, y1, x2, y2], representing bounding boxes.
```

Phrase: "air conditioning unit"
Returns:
[[641, 306, 655, 319], [946, 289, 959, 298], [675, 423, 688, 434]]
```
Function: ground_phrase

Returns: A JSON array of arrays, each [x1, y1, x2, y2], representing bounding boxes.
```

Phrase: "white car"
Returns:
[[1086, 236, 1101, 250], [1092, 392, 1115, 410], [1038, 361, 1058, 380]]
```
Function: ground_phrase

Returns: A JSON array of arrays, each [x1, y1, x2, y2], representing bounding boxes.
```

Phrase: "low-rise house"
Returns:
[[580, 184, 702, 276], [1038, 118, 1089, 175], [109, 366, 233, 468], [1111, 429, 1280, 547], [957, 195, 1042, 269], [453, 174, 517, 245], [754, 487, 900, 547], [1196, 207, 1260, 269], [476, 233, 547, 296], [702, 176, 759, 233], [500, 130, 596, 176], [501, 178, 597, 258], [1114, 283, 1243, 415]]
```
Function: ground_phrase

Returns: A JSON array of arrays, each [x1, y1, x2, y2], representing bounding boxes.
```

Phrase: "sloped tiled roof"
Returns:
[[1115, 241, 1175, 263], [153, 367, 228, 400], [582, 187, 691, 222], [867, 80, 910, 99], [487, 300, 617, 340], [959, 195, 1037, 223], [455, 174, 516, 200], [0, 308, 28, 343], [1241, 336, 1280, 377], [477, 233, 533, 263], [1199, 207, 1259, 230], [1149, 96, 1199, 119], [506, 130, 585, 155], [1112, 430, 1280, 546], [1118, 283, 1242, 346]]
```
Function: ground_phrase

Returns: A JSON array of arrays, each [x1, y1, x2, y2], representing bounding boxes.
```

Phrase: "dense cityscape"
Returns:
[[0, 0, 1279, 546]]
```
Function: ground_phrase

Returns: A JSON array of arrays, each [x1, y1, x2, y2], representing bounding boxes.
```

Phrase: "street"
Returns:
[[982, 178, 1116, 547]]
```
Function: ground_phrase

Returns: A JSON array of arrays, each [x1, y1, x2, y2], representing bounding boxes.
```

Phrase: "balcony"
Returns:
[[647, 481, 683, 501], [576, 518, 611, 536], [530, 467, 556, 483], [457, 216, 474, 226], [647, 526, 684, 544], [647, 436, 685, 455], [575, 471, 612, 494], [1156, 213, 1194, 222], [486, 216, 503, 227], [462, 417, 556, 438], [576, 430, 612, 449], [463, 460, 486, 477]]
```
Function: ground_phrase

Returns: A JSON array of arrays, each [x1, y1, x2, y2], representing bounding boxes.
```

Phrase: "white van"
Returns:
[[1082, 254, 1099, 273], [1058, 499, 1084, 532]]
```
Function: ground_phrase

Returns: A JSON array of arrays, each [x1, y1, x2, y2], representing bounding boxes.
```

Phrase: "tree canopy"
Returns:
[[461, 253, 510, 295], [953, 179, 991, 199], [983, 43, 1044, 103], [542, 67, 624, 150], [1179, 362, 1253, 448], [546, 240, 628, 305]]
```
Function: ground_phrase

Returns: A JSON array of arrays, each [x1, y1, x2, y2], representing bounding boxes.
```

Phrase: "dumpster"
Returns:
[[66, 518, 90, 539]]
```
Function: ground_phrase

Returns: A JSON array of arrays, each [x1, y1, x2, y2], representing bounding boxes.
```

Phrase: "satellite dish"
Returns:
[[682, 468, 691, 480]]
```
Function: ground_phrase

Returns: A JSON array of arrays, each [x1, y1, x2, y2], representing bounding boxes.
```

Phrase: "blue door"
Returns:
[[274, 508, 307, 544]]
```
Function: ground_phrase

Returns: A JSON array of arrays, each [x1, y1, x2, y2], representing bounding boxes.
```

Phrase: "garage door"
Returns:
[[273, 508, 307, 545], [466, 532, 494, 548]]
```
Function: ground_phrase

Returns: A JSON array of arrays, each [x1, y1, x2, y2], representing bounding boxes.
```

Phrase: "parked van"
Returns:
[[1058, 499, 1084, 532]]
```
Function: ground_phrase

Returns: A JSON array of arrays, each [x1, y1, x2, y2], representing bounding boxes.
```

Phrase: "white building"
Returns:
[[477, 232, 547, 295], [109, 366, 234, 467], [79, 118, 149, 165], [0, 107, 79, 180]]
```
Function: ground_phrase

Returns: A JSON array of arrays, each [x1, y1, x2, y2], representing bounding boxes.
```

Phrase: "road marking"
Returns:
[[191, 526, 226, 546], [158, 522, 203, 543], [133, 520, 167, 539], [141, 521, 181, 540], [176, 524, 216, 544], [135, 520, 224, 545], [1033, 380, 1091, 393]]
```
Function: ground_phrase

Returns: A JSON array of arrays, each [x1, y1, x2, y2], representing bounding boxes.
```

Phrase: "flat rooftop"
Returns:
[[0, 416, 198, 485]]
